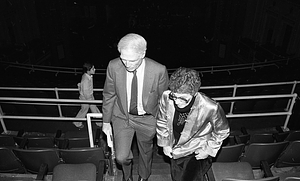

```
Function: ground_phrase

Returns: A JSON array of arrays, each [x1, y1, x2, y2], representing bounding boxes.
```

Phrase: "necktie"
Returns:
[[129, 70, 138, 115]]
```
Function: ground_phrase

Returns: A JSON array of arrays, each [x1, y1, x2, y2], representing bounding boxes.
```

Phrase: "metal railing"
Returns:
[[1, 80, 298, 115], [0, 80, 299, 147]]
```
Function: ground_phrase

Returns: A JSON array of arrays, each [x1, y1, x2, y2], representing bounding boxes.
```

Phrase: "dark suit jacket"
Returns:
[[102, 57, 169, 123]]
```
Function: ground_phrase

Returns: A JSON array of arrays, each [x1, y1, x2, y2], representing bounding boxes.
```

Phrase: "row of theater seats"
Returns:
[[207, 127, 300, 181], [0, 129, 112, 181]]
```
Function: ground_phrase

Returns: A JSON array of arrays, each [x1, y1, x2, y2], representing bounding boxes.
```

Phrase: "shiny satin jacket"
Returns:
[[156, 90, 230, 159]]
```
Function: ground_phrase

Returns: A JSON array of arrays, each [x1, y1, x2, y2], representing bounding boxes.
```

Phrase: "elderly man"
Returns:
[[102, 33, 169, 181]]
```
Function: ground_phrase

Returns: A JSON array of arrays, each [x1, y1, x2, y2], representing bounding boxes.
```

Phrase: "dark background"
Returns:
[[2, 0, 299, 70], [1, 0, 300, 133]]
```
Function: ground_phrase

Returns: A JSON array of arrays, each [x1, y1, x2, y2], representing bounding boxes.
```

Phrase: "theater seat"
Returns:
[[240, 141, 289, 169], [13, 148, 61, 174], [59, 147, 106, 181], [208, 162, 279, 181], [214, 143, 245, 162], [52, 163, 97, 181], [274, 141, 300, 168], [0, 147, 26, 173]]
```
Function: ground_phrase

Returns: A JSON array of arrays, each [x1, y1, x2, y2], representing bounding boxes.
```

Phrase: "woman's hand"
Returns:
[[163, 146, 173, 158], [195, 149, 209, 160]]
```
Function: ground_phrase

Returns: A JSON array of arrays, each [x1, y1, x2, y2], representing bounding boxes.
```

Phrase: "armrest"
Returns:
[[275, 125, 284, 133], [235, 135, 242, 144], [106, 152, 114, 176], [95, 128, 101, 147], [19, 137, 28, 149], [55, 138, 69, 149], [36, 163, 48, 180], [260, 160, 274, 178], [55, 129, 62, 138], [96, 160, 106, 181], [17, 129, 25, 137]]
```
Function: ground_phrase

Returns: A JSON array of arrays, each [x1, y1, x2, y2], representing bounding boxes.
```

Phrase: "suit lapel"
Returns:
[[142, 59, 154, 107]]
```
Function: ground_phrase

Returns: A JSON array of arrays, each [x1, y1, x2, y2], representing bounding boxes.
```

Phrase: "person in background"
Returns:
[[156, 67, 230, 181], [102, 33, 169, 181], [73, 62, 102, 129]]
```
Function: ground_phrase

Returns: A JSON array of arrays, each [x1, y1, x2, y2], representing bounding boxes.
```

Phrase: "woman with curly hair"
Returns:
[[156, 67, 230, 181]]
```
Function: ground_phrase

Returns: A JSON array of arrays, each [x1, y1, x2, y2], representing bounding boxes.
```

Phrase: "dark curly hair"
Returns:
[[169, 67, 201, 95]]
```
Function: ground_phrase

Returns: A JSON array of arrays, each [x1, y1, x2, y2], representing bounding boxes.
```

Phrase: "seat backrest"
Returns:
[[13, 136, 56, 149], [214, 144, 245, 162], [59, 147, 106, 181], [285, 130, 300, 141], [274, 140, 300, 168], [222, 135, 236, 146], [26, 137, 55, 148], [240, 141, 289, 169], [0, 147, 26, 173], [0, 135, 16, 147], [68, 137, 90, 149], [249, 133, 275, 143], [235, 134, 251, 145], [59, 147, 105, 166], [13, 148, 61, 174], [55, 137, 90, 149], [209, 162, 255, 181]]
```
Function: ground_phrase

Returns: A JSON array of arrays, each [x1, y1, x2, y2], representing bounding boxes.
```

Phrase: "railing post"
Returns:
[[86, 113, 116, 176], [54, 87, 63, 117], [86, 114, 94, 148], [283, 93, 297, 130], [285, 81, 298, 111], [229, 84, 237, 114], [86, 113, 103, 148], [0, 106, 8, 134]]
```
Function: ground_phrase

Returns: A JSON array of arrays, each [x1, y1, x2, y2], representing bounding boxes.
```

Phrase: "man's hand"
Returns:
[[163, 146, 173, 158], [194, 148, 209, 160], [102, 123, 113, 148]]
